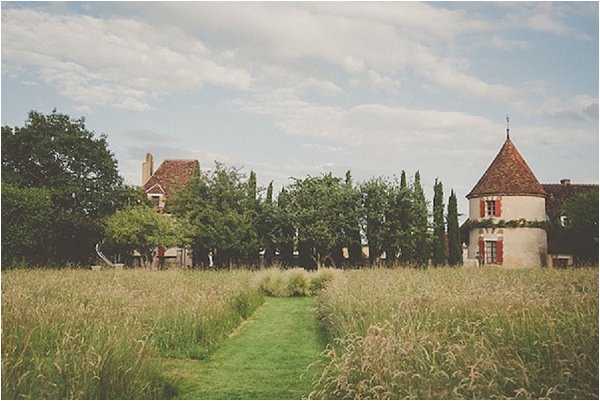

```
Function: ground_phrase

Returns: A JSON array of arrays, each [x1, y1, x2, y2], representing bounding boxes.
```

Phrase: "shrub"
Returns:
[[308, 269, 335, 295], [287, 270, 310, 296]]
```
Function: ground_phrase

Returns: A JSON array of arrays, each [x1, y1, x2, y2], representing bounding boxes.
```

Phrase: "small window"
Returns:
[[485, 240, 497, 264], [486, 200, 496, 216], [151, 195, 161, 207]]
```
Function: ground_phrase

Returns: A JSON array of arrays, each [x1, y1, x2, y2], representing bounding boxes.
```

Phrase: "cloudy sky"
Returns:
[[2, 1, 598, 215]]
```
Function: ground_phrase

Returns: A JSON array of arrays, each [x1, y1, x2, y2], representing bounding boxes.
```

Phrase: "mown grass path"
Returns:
[[165, 297, 324, 399]]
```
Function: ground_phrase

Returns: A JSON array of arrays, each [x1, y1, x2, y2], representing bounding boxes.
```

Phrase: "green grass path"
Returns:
[[165, 297, 323, 399]]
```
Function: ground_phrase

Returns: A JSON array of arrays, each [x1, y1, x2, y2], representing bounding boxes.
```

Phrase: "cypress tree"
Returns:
[[266, 181, 273, 204], [447, 190, 462, 266], [412, 171, 430, 266], [400, 170, 407, 190], [247, 170, 257, 205], [432, 179, 447, 266]]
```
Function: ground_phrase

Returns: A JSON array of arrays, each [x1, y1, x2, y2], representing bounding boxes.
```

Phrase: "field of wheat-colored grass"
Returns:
[[1, 269, 264, 399], [312, 267, 599, 399]]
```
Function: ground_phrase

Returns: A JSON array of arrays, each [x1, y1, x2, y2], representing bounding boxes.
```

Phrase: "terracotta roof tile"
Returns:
[[143, 160, 199, 197], [467, 137, 545, 199]]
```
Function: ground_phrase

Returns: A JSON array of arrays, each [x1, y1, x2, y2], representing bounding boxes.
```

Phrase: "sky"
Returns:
[[2, 1, 598, 216]]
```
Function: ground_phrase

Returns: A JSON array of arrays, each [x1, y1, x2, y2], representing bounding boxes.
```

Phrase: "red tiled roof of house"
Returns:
[[467, 137, 545, 199], [542, 182, 598, 220], [143, 160, 199, 197]]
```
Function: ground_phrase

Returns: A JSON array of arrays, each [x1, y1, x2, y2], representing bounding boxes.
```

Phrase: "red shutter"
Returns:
[[480, 200, 485, 218], [495, 199, 502, 217], [478, 238, 485, 263], [497, 240, 503, 264]]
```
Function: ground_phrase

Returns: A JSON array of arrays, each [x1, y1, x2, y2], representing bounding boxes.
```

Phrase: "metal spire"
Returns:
[[506, 114, 510, 139]]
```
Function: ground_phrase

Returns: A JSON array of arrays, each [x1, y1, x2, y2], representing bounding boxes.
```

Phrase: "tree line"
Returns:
[[3, 110, 596, 268], [164, 163, 464, 268]]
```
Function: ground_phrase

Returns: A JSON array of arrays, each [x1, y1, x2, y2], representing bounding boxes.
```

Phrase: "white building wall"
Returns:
[[467, 194, 548, 268], [468, 227, 547, 267], [468, 195, 546, 221]]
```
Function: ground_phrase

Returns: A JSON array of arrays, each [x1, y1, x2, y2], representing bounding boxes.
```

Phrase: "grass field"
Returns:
[[1, 269, 263, 399], [2, 267, 597, 399], [312, 267, 599, 399]]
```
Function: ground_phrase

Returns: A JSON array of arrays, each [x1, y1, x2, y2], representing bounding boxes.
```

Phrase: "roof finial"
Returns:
[[506, 114, 510, 139]]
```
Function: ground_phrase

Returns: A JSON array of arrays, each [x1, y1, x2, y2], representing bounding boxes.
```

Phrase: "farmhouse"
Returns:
[[142, 153, 199, 211], [464, 124, 598, 267], [141, 153, 199, 266]]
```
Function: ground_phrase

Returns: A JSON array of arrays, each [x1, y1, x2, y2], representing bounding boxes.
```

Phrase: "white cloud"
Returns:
[[135, 3, 517, 101], [490, 35, 529, 50], [1, 8, 252, 111]]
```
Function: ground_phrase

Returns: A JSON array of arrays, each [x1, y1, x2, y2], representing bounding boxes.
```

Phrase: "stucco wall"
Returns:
[[468, 227, 547, 267], [468, 195, 546, 222]]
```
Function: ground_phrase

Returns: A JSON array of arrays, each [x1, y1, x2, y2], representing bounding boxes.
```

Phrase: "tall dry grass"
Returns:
[[312, 267, 598, 399], [1, 269, 263, 399]]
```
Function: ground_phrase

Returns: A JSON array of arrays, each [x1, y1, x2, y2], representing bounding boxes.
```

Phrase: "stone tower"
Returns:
[[141, 153, 154, 186], [466, 129, 547, 267]]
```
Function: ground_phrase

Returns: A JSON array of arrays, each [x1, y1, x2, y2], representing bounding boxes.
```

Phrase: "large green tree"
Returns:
[[360, 178, 388, 265], [105, 206, 187, 267], [2, 111, 125, 265], [170, 163, 259, 268], [274, 187, 295, 267]]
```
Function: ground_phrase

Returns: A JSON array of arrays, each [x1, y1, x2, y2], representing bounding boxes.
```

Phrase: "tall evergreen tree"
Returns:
[[266, 181, 273, 204], [432, 179, 447, 266], [412, 171, 430, 266], [447, 190, 462, 266], [400, 170, 407, 190]]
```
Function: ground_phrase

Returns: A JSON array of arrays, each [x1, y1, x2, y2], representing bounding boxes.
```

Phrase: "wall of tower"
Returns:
[[468, 227, 547, 267], [468, 195, 546, 221]]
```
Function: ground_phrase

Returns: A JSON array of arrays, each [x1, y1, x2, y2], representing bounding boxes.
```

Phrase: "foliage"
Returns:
[[312, 267, 599, 399], [360, 178, 388, 265], [255, 268, 337, 297], [562, 190, 599, 264], [1, 111, 128, 266], [411, 171, 430, 266], [431, 179, 447, 265], [1, 183, 54, 266], [1, 269, 264, 399], [287, 174, 347, 268], [273, 187, 295, 267], [169, 163, 259, 268], [104, 206, 188, 266], [447, 190, 462, 265]]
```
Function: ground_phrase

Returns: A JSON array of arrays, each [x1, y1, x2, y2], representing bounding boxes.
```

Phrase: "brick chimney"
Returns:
[[142, 153, 154, 185], [560, 178, 571, 186]]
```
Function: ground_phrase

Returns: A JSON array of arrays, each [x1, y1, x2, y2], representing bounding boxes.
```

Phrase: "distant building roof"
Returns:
[[467, 137, 545, 199], [542, 181, 598, 220], [143, 160, 199, 197]]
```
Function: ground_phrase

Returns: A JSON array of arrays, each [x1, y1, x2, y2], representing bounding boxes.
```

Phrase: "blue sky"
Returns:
[[2, 2, 598, 216]]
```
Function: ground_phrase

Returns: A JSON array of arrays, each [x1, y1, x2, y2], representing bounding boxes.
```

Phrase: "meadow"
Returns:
[[1, 267, 598, 400], [312, 268, 599, 399], [1, 269, 264, 399]]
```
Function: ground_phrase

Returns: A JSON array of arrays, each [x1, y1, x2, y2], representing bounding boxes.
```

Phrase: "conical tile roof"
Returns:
[[467, 137, 545, 199]]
